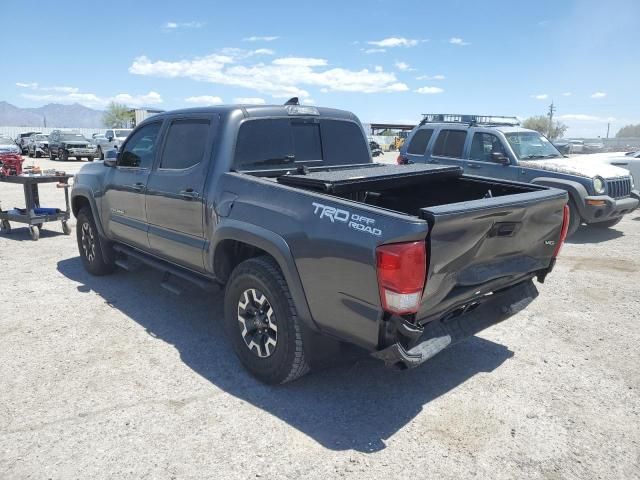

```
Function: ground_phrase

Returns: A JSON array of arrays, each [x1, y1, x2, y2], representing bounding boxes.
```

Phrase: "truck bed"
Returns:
[[272, 163, 568, 327]]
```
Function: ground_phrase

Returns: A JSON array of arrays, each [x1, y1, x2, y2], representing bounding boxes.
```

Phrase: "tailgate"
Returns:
[[417, 187, 568, 322]]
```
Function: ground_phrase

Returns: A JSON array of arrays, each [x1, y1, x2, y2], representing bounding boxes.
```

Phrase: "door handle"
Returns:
[[467, 164, 482, 169], [611, 162, 628, 166], [179, 189, 200, 200], [131, 182, 145, 192]]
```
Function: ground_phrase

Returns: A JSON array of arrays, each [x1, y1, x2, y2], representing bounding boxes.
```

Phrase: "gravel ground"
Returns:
[[1, 156, 639, 479]]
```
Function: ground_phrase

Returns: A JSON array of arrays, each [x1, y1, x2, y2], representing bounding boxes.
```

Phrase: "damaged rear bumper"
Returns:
[[371, 280, 538, 369]]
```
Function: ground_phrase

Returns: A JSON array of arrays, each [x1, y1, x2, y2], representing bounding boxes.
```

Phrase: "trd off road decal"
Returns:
[[312, 202, 382, 236]]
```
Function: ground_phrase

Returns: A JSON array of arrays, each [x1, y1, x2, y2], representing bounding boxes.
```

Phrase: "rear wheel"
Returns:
[[76, 207, 115, 275], [590, 217, 622, 229], [87, 156, 94, 162], [224, 256, 310, 384], [566, 200, 581, 237]]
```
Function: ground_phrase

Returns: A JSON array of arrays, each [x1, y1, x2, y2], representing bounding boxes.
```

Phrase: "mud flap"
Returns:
[[371, 280, 538, 369]]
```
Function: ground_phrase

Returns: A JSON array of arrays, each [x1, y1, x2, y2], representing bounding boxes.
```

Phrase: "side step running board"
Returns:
[[112, 243, 219, 293]]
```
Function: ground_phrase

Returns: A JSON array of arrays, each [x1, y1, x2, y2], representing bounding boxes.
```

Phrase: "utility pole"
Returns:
[[606, 122, 610, 139], [547, 101, 555, 138]]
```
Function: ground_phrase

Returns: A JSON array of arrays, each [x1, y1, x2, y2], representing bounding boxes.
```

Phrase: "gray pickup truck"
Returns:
[[398, 114, 639, 236], [71, 102, 569, 384]]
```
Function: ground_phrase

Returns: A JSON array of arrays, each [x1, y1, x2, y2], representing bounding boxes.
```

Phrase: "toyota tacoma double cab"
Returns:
[[71, 101, 569, 384], [398, 114, 639, 236]]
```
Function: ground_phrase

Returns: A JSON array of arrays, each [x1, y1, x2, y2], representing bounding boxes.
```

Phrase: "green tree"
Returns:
[[522, 115, 568, 140], [103, 102, 133, 128], [616, 124, 640, 138]]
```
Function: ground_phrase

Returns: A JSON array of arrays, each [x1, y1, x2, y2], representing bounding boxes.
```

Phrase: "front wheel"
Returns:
[[590, 218, 623, 229], [87, 156, 94, 162], [76, 207, 115, 275], [223, 256, 310, 384], [566, 200, 581, 237], [59, 149, 68, 161]]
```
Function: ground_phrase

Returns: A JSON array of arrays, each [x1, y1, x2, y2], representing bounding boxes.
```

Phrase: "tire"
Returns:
[[87, 157, 94, 162], [59, 149, 68, 161], [224, 256, 310, 384], [28, 149, 34, 158], [29, 225, 39, 241], [35, 151, 41, 158], [566, 200, 581, 237], [97, 146, 103, 160], [49, 149, 56, 160], [0, 220, 11, 234], [590, 217, 623, 229], [76, 157, 83, 161], [76, 207, 115, 276], [61, 220, 72, 235]]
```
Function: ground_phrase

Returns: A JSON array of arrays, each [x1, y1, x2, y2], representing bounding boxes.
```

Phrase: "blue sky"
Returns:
[[2, 0, 638, 137]]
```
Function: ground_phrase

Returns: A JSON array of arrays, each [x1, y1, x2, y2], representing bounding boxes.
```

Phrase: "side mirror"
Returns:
[[104, 149, 118, 167], [492, 152, 510, 165]]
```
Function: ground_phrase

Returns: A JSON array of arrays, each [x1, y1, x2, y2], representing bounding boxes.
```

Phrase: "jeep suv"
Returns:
[[48, 130, 97, 161], [398, 114, 639, 236]]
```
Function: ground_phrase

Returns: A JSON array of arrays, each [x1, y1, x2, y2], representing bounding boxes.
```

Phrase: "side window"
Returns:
[[159, 119, 210, 170], [469, 133, 507, 162], [432, 130, 466, 158], [106, 130, 113, 139], [118, 122, 161, 168], [407, 129, 434, 155]]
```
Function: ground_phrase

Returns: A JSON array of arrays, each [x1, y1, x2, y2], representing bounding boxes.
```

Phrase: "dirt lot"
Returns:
[[1, 156, 639, 479]]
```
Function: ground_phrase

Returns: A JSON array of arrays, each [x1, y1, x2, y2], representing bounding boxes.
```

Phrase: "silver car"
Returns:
[[95, 129, 132, 159], [27, 133, 50, 158]]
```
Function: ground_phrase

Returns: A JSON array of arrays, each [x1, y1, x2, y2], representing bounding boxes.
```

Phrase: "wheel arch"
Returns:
[[211, 220, 318, 332], [530, 176, 589, 217]]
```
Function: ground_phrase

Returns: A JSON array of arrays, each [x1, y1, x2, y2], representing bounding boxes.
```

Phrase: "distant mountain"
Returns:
[[0, 101, 104, 128]]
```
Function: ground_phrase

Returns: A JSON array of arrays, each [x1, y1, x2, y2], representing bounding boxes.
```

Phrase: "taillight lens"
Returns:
[[553, 204, 570, 258], [396, 154, 408, 165], [376, 241, 427, 314]]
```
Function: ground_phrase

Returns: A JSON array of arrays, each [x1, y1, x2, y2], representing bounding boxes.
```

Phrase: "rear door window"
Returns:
[[432, 129, 467, 158], [159, 119, 210, 170], [407, 129, 434, 155]]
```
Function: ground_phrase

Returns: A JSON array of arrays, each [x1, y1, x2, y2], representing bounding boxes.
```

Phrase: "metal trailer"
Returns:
[[0, 174, 73, 241]]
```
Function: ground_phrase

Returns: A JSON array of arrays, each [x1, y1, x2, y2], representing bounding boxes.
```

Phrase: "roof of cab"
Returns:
[[148, 104, 358, 121]]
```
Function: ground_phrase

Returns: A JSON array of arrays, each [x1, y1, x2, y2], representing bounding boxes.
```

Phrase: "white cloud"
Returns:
[[590, 91, 607, 98], [449, 37, 470, 46], [363, 48, 386, 54], [415, 86, 444, 94], [531, 94, 549, 100], [416, 74, 445, 80], [20, 89, 163, 108], [374, 65, 383, 72], [233, 97, 266, 104], [164, 21, 204, 30], [557, 114, 616, 122], [16, 82, 38, 88], [129, 52, 409, 97], [368, 37, 419, 48], [562, 92, 572, 96], [272, 57, 328, 67], [395, 61, 412, 71], [243, 36, 279, 42], [185, 95, 224, 106]]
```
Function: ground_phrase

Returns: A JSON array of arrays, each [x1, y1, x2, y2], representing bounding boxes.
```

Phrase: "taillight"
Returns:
[[376, 241, 427, 314], [396, 154, 408, 165], [553, 204, 570, 258]]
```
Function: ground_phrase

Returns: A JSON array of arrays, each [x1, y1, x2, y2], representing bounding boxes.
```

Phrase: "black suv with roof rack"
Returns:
[[398, 114, 639, 237], [48, 130, 97, 161]]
